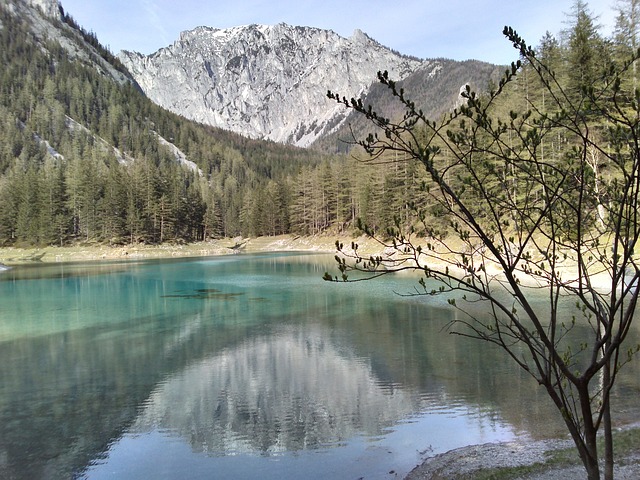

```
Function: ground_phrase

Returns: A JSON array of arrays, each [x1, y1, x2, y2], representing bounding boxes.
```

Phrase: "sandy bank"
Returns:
[[0, 235, 351, 266]]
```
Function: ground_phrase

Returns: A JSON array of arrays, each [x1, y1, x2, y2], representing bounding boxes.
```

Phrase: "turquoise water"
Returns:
[[0, 253, 637, 479]]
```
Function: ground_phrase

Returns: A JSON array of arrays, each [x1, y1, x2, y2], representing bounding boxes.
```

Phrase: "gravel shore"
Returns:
[[0, 235, 342, 265], [405, 435, 640, 479]]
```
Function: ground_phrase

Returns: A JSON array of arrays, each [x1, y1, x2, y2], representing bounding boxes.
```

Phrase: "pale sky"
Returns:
[[59, 0, 619, 65]]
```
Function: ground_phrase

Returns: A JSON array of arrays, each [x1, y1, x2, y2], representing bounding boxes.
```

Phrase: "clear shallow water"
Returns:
[[0, 253, 638, 479]]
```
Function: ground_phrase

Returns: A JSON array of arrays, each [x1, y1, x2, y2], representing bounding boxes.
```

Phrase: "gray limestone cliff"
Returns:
[[119, 24, 425, 147], [26, 0, 60, 19]]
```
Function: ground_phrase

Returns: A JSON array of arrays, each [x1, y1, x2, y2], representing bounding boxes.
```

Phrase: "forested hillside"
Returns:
[[2, 0, 634, 248], [320, 0, 639, 240], [0, 1, 333, 246]]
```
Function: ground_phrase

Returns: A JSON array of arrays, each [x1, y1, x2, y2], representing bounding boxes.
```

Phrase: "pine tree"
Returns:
[[203, 191, 224, 240], [613, 0, 640, 90], [100, 160, 128, 244], [39, 155, 69, 245], [563, 0, 607, 94]]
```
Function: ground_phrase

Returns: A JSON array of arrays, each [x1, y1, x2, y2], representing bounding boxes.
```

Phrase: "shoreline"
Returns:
[[0, 234, 619, 295], [0, 235, 346, 266], [404, 429, 640, 479], [0, 235, 616, 292]]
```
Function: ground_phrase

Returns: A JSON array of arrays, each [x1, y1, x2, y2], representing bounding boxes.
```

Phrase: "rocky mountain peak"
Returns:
[[119, 23, 424, 147]]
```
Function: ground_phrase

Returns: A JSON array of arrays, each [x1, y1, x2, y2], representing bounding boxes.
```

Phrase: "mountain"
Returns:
[[315, 58, 503, 153], [14, 0, 131, 85], [24, 0, 501, 151], [119, 24, 503, 149], [0, 0, 503, 248], [119, 24, 427, 147], [0, 0, 333, 247]]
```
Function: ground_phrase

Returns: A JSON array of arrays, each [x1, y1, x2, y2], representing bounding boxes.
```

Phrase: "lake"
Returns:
[[0, 253, 638, 479]]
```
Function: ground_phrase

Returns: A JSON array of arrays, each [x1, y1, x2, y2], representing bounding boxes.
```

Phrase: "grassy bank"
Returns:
[[405, 426, 640, 480]]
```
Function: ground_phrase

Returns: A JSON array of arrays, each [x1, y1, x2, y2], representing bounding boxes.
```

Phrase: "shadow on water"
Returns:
[[161, 288, 247, 300]]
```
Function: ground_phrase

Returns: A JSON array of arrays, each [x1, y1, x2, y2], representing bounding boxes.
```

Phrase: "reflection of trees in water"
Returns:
[[1, 256, 637, 479], [338, 297, 640, 440], [132, 326, 420, 454], [0, 308, 249, 480]]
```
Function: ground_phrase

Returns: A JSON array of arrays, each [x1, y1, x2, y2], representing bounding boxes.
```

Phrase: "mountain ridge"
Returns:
[[118, 22, 429, 147], [19, 0, 502, 151], [118, 21, 502, 148]]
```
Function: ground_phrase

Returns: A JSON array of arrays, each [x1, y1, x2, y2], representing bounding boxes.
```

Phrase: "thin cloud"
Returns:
[[141, 0, 170, 47]]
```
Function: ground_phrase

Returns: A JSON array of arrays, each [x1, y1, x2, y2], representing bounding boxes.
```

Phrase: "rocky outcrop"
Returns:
[[26, 0, 60, 19], [119, 24, 424, 147]]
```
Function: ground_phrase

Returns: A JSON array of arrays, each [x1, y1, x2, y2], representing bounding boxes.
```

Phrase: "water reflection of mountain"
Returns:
[[0, 294, 505, 479], [132, 326, 421, 455], [0, 309, 247, 480], [0, 255, 638, 480]]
